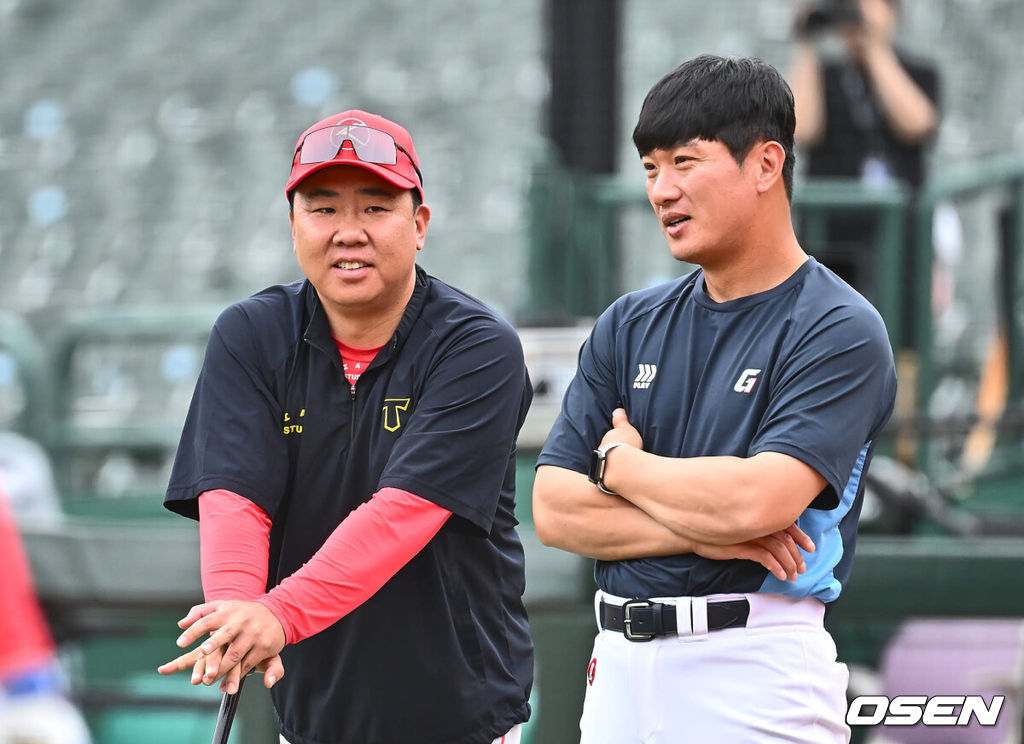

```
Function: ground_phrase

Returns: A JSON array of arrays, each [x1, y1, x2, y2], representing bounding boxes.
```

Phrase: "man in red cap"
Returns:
[[158, 110, 534, 744]]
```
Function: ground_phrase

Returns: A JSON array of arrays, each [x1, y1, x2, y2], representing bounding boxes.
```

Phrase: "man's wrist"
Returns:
[[256, 595, 293, 646], [589, 442, 629, 495]]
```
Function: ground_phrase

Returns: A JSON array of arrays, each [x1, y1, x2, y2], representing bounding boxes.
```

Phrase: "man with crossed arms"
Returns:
[[533, 55, 897, 743]]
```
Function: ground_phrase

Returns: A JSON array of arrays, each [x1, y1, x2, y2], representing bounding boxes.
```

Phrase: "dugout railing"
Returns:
[[911, 155, 1024, 478]]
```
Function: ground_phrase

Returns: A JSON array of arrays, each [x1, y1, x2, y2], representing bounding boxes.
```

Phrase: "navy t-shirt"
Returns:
[[165, 266, 533, 744], [537, 258, 897, 602]]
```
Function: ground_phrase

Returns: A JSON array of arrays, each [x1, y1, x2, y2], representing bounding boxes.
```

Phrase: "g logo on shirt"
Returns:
[[733, 369, 762, 394], [383, 398, 411, 432]]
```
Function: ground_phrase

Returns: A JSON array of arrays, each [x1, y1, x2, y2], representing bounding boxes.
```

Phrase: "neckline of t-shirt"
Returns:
[[691, 257, 815, 312], [333, 338, 385, 361]]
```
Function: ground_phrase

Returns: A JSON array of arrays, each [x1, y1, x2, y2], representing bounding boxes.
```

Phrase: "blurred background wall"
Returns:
[[0, 0, 547, 321], [2, 0, 1021, 322]]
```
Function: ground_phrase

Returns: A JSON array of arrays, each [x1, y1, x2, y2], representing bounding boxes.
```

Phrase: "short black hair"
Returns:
[[288, 187, 422, 213], [632, 55, 797, 201]]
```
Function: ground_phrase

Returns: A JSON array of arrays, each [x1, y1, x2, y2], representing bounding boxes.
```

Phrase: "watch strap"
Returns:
[[590, 441, 627, 495]]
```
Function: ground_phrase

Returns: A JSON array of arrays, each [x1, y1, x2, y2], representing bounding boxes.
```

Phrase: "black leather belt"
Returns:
[[599, 598, 749, 641]]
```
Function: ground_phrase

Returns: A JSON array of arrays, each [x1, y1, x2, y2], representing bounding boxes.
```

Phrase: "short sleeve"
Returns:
[[536, 308, 621, 474], [164, 305, 289, 520], [751, 305, 897, 509], [376, 319, 531, 534]]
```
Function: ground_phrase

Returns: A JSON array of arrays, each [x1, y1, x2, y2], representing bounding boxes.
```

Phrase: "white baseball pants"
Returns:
[[579, 591, 850, 744]]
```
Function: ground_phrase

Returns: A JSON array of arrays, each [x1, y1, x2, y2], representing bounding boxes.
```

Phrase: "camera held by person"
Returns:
[[796, 0, 864, 37]]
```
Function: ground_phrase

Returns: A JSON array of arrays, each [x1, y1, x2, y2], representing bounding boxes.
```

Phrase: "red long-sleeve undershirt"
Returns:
[[199, 488, 451, 644], [198, 487, 272, 601]]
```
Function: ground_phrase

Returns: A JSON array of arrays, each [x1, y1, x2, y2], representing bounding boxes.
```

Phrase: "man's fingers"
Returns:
[[219, 662, 244, 695], [785, 523, 815, 553], [771, 531, 806, 575], [176, 612, 224, 648], [200, 632, 256, 686], [157, 647, 203, 676], [722, 541, 785, 580], [177, 602, 219, 630], [166, 600, 287, 689], [203, 628, 274, 688], [258, 655, 285, 688], [200, 645, 227, 685], [749, 546, 787, 581], [770, 540, 798, 581], [218, 648, 281, 693], [761, 535, 798, 580], [199, 622, 242, 656], [191, 653, 206, 685], [604, 408, 643, 449]]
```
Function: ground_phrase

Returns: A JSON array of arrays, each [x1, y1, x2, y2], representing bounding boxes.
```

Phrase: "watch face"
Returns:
[[588, 447, 602, 484]]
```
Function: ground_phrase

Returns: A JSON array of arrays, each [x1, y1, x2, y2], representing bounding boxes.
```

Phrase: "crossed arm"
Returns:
[[532, 408, 825, 578]]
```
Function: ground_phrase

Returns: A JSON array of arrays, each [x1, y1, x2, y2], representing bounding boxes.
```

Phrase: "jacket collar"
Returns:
[[302, 265, 429, 368]]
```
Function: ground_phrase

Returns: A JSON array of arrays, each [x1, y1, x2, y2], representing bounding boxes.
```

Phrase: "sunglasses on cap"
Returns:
[[295, 124, 423, 186]]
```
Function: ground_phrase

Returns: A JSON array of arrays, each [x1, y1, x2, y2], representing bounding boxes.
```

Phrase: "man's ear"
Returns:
[[289, 207, 297, 252], [414, 203, 431, 251], [752, 140, 785, 195]]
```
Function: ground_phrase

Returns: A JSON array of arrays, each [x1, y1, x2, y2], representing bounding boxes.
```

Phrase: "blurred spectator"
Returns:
[[789, 0, 939, 346], [0, 438, 92, 744], [0, 432, 63, 525]]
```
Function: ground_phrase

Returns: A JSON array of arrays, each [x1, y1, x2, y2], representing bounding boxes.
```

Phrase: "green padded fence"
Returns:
[[912, 154, 1024, 475], [45, 305, 223, 517]]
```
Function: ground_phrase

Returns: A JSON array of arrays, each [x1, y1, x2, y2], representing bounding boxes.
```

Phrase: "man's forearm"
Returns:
[[532, 466, 696, 560], [600, 447, 824, 545], [532, 464, 815, 582], [199, 490, 272, 601]]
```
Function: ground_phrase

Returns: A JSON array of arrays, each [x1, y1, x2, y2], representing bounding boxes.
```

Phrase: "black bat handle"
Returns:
[[211, 675, 246, 744]]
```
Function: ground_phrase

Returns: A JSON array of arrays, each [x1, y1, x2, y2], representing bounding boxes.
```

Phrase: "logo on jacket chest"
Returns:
[[382, 398, 411, 432], [283, 408, 305, 435], [633, 363, 658, 389]]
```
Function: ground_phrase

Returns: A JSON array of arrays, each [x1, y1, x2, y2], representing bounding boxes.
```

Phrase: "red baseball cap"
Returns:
[[285, 109, 423, 202]]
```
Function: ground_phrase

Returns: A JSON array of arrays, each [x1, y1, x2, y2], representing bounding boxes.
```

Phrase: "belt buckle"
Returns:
[[621, 599, 656, 642]]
